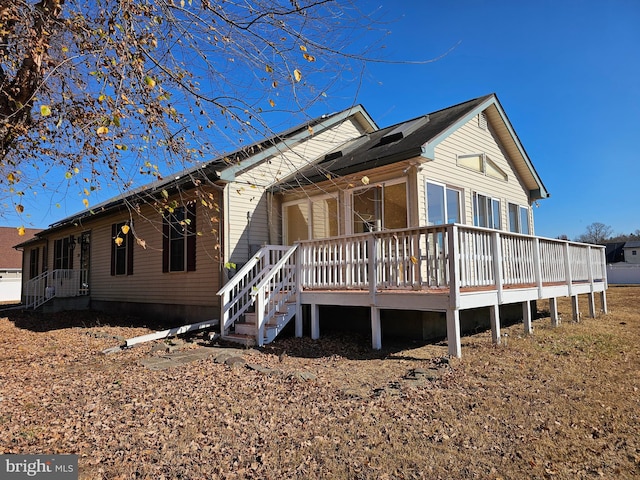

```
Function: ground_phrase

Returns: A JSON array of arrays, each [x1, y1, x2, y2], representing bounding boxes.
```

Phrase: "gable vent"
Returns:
[[478, 112, 488, 130]]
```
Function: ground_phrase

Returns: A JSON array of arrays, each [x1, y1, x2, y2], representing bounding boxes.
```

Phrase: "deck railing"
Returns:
[[297, 224, 607, 295], [24, 269, 88, 309], [216, 245, 292, 335]]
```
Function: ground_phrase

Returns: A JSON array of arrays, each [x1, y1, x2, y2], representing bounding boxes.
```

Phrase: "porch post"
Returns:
[[371, 306, 382, 350], [587, 292, 596, 318], [489, 305, 501, 345], [549, 297, 560, 327], [571, 295, 580, 322], [446, 309, 461, 358], [310, 304, 320, 340], [522, 300, 533, 334]]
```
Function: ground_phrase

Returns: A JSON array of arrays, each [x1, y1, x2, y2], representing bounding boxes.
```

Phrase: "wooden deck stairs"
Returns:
[[217, 245, 299, 347]]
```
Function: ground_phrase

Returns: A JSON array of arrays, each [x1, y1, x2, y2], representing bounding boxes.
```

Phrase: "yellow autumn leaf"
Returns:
[[144, 76, 156, 88], [121, 224, 130, 235], [299, 45, 307, 52], [96, 126, 109, 135], [15, 204, 24, 214], [40, 105, 52, 117], [98, 94, 106, 102], [17, 226, 25, 236], [114, 236, 123, 246], [82, 198, 89, 208], [7, 172, 15, 183], [265, 65, 273, 73], [303, 53, 316, 62], [268, 99, 275, 107], [410, 256, 418, 265], [361, 175, 370, 185], [293, 69, 302, 82]]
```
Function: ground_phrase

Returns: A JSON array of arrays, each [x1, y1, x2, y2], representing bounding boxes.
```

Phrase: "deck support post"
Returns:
[[571, 295, 580, 322], [549, 297, 560, 327], [587, 292, 596, 318], [310, 304, 320, 340], [371, 306, 382, 350], [600, 291, 608, 314], [523, 300, 532, 334], [489, 305, 501, 345], [446, 309, 461, 358], [295, 303, 303, 338]]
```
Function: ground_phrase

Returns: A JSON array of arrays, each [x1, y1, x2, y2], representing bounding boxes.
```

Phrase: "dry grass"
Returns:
[[1, 287, 639, 479]]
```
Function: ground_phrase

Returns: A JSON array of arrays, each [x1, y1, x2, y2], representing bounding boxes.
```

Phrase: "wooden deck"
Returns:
[[219, 224, 607, 357]]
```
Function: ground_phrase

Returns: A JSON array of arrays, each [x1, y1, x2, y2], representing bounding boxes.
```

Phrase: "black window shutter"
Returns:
[[186, 204, 196, 272], [162, 215, 169, 273], [67, 237, 73, 269], [127, 230, 134, 275], [110, 224, 116, 276]]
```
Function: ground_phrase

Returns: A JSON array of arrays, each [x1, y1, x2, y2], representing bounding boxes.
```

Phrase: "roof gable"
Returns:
[[277, 94, 549, 200]]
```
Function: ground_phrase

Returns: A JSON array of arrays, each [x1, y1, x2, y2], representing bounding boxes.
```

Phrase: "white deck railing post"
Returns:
[[447, 225, 460, 310], [563, 241, 574, 296], [533, 237, 543, 296], [295, 245, 303, 338], [491, 231, 504, 304], [586, 246, 596, 318]]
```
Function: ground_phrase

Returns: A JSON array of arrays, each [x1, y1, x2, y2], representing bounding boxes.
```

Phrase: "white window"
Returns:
[[474, 193, 501, 229], [350, 180, 407, 233], [508, 203, 530, 235], [458, 153, 507, 182], [426, 181, 462, 225], [284, 195, 340, 245]]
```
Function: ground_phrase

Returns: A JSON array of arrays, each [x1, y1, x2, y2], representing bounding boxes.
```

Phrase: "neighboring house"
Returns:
[[622, 241, 640, 264], [17, 94, 608, 357], [606, 240, 640, 284], [0, 227, 41, 302]]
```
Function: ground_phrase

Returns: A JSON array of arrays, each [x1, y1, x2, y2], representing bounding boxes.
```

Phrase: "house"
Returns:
[[0, 227, 41, 303], [606, 240, 640, 284], [622, 241, 640, 264], [16, 94, 607, 357]]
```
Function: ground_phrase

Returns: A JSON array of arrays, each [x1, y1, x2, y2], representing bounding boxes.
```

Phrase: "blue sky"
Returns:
[[9, 0, 639, 241], [342, 0, 640, 239]]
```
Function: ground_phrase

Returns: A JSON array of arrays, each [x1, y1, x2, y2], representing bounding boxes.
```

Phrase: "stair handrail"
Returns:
[[251, 244, 298, 346], [24, 270, 51, 309], [217, 246, 291, 334]]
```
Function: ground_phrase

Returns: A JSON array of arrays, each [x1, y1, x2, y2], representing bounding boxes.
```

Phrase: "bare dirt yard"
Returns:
[[1, 286, 639, 479]]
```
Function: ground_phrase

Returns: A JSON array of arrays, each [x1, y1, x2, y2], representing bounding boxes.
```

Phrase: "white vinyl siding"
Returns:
[[226, 118, 367, 264], [45, 188, 222, 308], [417, 110, 532, 233]]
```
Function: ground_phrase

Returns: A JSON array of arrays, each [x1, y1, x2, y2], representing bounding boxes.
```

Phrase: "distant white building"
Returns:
[[606, 240, 640, 284], [0, 227, 41, 303]]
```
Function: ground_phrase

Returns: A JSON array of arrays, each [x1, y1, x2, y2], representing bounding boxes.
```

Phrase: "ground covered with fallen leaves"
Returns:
[[1, 287, 639, 479]]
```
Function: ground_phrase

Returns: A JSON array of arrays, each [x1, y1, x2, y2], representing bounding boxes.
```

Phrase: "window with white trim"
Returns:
[[284, 195, 340, 244], [426, 181, 462, 225], [351, 180, 407, 233], [458, 153, 507, 181], [508, 203, 530, 235], [474, 193, 501, 229]]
